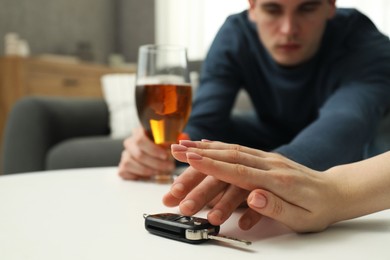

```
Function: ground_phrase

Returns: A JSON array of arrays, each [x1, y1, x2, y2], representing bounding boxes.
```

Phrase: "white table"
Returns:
[[0, 167, 389, 260]]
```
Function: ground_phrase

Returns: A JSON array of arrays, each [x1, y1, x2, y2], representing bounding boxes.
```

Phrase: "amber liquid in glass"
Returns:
[[135, 83, 192, 149]]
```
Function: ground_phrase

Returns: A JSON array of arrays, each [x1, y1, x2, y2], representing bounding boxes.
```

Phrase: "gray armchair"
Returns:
[[2, 97, 124, 174]]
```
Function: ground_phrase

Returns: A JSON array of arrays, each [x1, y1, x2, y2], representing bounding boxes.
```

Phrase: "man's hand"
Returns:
[[118, 127, 175, 180]]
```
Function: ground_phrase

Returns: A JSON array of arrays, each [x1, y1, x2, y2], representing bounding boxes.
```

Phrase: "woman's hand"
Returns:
[[163, 140, 254, 226], [164, 140, 343, 232]]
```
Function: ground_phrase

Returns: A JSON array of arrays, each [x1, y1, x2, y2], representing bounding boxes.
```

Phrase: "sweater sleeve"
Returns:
[[184, 15, 245, 141], [274, 83, 389, 170]]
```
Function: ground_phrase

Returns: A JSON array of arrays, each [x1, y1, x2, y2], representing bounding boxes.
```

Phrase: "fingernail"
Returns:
[[201, 139, 212, 142], [209, 209, 223, 222], [181, 200, 196, 212], [186, 152, 202, 160], [179, 140, 197, 147], [249, 193, 267, 208], [171, 144, 188, 152]]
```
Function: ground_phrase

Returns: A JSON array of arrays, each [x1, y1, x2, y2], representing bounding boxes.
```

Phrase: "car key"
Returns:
[[144, 213, 251, 246]]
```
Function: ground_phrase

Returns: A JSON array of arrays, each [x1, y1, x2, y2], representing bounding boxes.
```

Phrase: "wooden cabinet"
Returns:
[[0, 56, 134, 145]]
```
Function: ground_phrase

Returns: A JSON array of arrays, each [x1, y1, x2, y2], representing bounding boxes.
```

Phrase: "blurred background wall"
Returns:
[[0, 0, 155, 63]]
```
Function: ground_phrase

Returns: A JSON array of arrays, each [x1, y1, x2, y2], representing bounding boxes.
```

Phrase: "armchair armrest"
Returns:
[[2, 96, 109, 174]]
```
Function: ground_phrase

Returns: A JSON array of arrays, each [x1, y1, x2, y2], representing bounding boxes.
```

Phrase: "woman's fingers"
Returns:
[[162, 166, 206, 207], [246, 189, 323, 233], [171, 144, 192, 163], [173, 141, 297, 176], [238, 208, 264, 230], [185, 151, 269, 191], [178, 175, 229, 216], [180, 140, 270, 158], [206, 185, 250, 226]]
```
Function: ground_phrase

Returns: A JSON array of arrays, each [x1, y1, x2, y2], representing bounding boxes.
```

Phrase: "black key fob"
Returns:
[[144, 213, 220, 244]]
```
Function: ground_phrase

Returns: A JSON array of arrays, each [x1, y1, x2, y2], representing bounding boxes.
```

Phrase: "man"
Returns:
[[119, 0, 390, 184]]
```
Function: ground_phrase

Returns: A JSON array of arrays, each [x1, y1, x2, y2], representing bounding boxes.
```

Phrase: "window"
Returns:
[[338, 0, 390, 34], [155, 0, 247, 60]]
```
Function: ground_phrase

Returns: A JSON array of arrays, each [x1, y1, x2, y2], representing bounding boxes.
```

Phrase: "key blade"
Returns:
[[208, 234, 252, 246]]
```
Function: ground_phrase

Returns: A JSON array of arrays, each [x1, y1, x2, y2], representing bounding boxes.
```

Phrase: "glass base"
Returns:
[[152, 173, 174, 184]]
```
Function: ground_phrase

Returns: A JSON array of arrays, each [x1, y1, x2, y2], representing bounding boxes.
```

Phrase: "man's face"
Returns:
[[248, 0, 336, 66]]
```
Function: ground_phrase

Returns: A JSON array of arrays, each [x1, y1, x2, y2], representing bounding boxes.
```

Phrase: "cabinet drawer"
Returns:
[[25, 71, 103, 97]]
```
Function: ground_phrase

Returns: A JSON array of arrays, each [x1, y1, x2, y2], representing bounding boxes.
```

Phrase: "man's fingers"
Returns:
[[119, 128, 175, 180], [118, 148, 174, 179], [118, 150, 156, 179], [127, 128, 170, 160]]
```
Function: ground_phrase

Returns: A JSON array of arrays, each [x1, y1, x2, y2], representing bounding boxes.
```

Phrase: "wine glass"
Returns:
[[135, 44, 192, 183]]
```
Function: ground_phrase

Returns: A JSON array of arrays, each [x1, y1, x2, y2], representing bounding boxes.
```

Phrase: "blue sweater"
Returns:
[[184, 8, 390, 170]]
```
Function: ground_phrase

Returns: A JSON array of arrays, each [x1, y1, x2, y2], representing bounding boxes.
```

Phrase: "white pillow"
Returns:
[[101, 74, 140, 139]]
